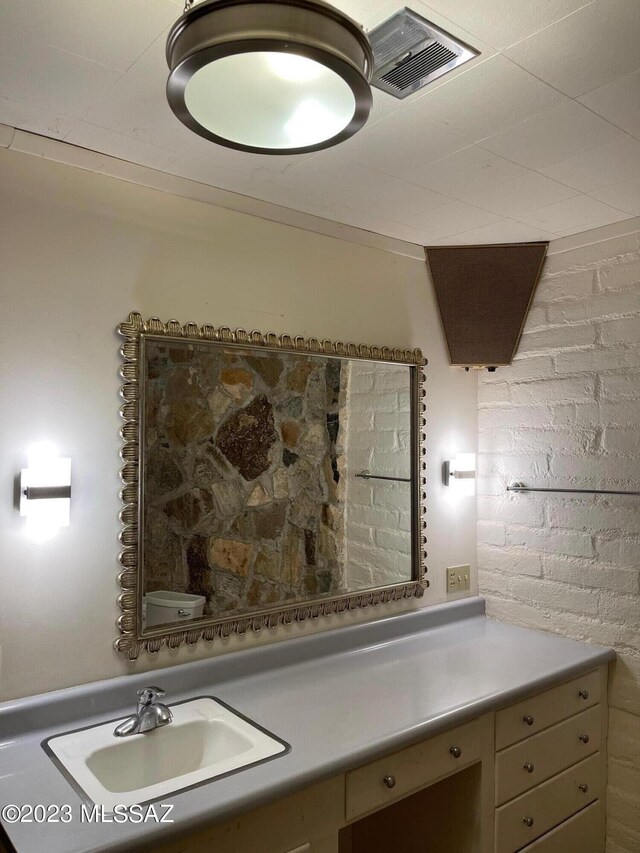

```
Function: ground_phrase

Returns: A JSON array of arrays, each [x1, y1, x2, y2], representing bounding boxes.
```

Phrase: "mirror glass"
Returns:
[[140, 337, 418, 631]]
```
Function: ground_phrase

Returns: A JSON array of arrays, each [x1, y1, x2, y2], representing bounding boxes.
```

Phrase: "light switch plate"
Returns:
[[447, 565, 470, 593], [447, 567, 460, 592]]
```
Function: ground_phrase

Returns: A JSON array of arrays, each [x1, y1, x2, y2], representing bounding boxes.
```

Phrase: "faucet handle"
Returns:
[[137, 686, 166, 706]]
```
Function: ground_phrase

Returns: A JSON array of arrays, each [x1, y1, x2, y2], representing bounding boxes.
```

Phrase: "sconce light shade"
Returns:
[[20, 448, 71, 535], [443, 453, 476, 496], [165, 0, 374, 154]]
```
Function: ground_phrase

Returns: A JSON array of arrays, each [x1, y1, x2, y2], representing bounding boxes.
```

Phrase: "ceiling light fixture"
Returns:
[[166, 0, 374, 155]]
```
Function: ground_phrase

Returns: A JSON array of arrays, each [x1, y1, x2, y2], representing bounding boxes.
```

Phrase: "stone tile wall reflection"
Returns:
[[143, 341, 347, 618]]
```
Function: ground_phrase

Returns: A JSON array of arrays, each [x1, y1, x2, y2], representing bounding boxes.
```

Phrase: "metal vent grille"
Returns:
[[368, 7, 479, 99], [380, 41, 457, 91]]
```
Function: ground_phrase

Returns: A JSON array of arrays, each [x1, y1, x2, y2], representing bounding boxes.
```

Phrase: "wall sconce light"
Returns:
[[20, 444, 71, 538], [443, 453, 476, 496]]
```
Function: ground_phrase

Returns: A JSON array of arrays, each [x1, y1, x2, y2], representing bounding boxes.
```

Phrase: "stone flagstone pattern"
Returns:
[[143, 341, 347, 619]]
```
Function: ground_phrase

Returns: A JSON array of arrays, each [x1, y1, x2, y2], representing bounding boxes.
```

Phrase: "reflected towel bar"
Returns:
[[356, 470, 411, 483], [508, 481, 640, 497]]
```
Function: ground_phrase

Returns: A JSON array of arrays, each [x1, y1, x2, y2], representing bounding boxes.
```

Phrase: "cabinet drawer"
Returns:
[[496, 670, 599, 750], [345, 718, 481, 821], [495, 753, 601, 853], [519, 801, 604, 852], [496, 705, 600, 805]]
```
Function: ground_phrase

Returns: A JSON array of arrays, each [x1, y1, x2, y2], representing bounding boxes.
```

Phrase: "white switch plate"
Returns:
[[447, 565, 470, 593], [447, 567, 460, 592]]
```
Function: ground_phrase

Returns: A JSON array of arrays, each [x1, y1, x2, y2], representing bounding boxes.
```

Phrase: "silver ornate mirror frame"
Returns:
[[115, 312, 428, 659]]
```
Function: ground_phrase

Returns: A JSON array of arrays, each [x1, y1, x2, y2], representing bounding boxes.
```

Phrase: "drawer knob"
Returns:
[[579, 784, 589, 793], [383, 774, 396, 789], [450, 746, 462, 759], [523, 714, 535, 726], [578, 689, 589, 700], [523, 817, 534, 828], [523, 762, 535, 774], [579, 734, 590, 744]]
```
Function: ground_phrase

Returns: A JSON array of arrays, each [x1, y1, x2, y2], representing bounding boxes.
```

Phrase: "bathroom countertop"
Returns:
[[0, 597, 615, 853]]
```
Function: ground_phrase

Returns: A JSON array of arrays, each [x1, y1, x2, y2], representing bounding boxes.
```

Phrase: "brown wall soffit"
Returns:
[[425, 242, 548, 367]]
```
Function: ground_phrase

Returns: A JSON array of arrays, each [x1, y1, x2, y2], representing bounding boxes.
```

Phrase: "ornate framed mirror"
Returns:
[[115, 313, 427, 659]]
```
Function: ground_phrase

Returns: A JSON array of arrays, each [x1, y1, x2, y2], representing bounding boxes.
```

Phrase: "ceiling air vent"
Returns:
[[368, 7, 479, 99]]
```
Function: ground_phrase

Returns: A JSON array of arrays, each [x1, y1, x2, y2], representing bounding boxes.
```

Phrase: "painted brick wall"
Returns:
[[477, 229, 640, 853], [344, 360, 413, 588]]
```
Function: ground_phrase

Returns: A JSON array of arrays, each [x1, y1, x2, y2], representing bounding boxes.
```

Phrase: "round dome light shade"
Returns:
[[166, 0, 373, 155], [184, 52, 356, 150]]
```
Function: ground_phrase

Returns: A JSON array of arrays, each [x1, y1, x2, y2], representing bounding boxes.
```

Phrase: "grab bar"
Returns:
[[507, 481, 640, 497]]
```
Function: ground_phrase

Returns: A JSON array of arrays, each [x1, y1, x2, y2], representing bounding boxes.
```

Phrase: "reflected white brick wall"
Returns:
[[343, 361, 413, 589]]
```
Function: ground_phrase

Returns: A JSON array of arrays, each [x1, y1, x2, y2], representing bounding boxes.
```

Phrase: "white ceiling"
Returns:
[[1, 0, 640, 245]]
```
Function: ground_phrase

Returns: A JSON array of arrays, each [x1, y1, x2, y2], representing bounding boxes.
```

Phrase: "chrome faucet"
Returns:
[[113, 686, 173, 737]]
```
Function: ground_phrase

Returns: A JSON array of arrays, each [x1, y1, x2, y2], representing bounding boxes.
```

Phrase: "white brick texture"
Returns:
[[343, 361, 413, 588], [477, 229, 640, 853]]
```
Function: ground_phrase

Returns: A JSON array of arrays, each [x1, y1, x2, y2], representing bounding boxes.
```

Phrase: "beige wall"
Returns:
[[0, 147, 477, 702], [477, 228, 640, 852]]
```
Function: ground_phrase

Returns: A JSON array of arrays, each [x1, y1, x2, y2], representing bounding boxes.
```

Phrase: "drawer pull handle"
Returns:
[[579, 734, 590, 744], [450, 746, 462, 759], [523, 714, 535, 726], [383, 775, 396, 789], [523, 817, 534, 828], [578, 689, 589, 700], [523, 762, 535, 774], [579, 784, 589, 793]]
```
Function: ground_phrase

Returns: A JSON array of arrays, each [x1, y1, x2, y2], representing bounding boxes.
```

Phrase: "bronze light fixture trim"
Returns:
[[166, 0, 374, 154]]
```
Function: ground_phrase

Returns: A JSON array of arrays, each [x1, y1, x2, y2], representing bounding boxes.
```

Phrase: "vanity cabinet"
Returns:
[[495, 669, 601, 750], [341, 715, 495, 853], [495, 705, 600, 803], [494, 667, 607, 852], [146, 776, 344, 853], [150, 716, 494, 853], [344, 717, 485, 822], [150, 666, 608, 853]]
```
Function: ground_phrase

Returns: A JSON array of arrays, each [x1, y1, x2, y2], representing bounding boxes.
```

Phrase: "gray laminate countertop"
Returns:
[[0, 598, 615, 853]]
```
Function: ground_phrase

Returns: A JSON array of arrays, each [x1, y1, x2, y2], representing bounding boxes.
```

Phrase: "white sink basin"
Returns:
[[44, 697, 289, 810]]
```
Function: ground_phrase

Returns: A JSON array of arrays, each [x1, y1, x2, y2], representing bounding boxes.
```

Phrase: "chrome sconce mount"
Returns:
[[442, 453, 476, 489], [19, 448, 72, 534]]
